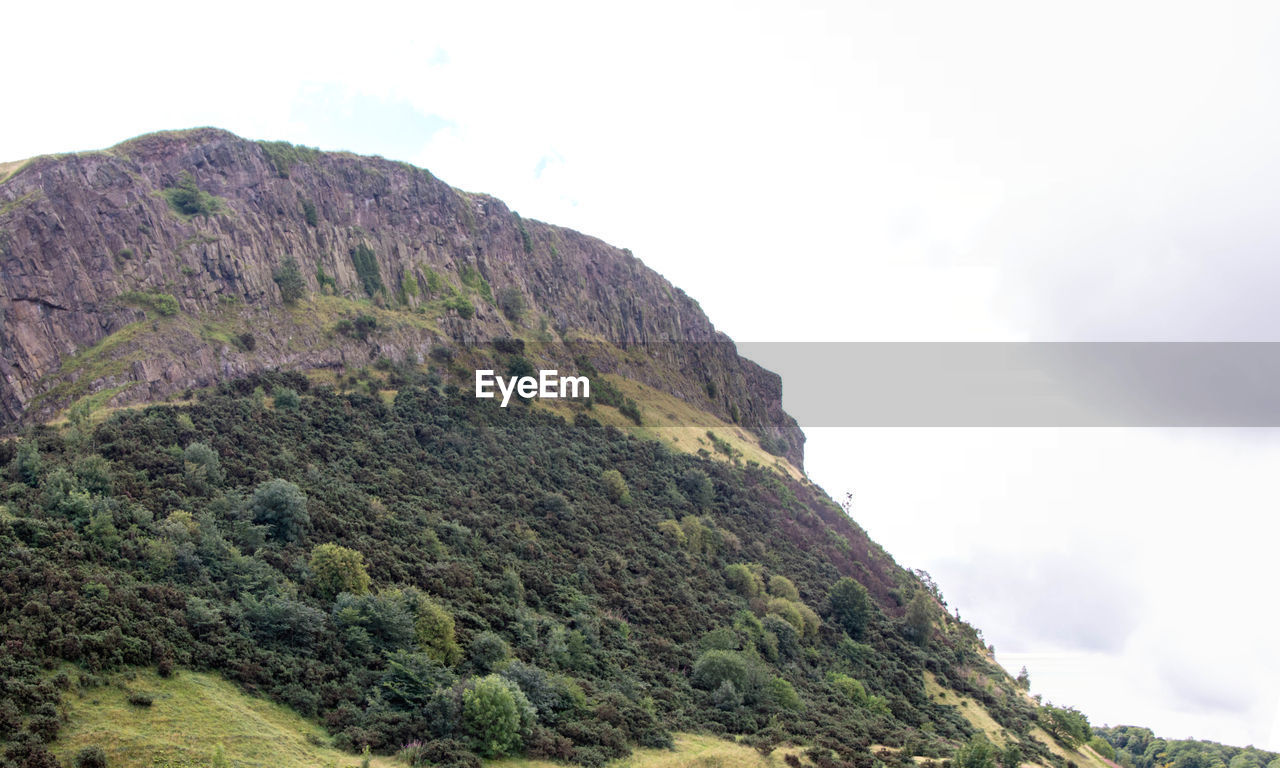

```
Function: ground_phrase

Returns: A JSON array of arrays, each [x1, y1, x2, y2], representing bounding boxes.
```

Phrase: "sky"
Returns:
[[6, 0, 1280, 750]]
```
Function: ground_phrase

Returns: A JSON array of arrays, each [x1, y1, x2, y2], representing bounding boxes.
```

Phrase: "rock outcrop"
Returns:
[[0, 128, 802, 464]]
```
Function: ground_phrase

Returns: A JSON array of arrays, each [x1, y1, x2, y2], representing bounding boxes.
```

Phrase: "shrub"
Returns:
[[301, 199, 318, 227], [349, 243, 384, 297], [119, 290, 179, 317], [498, 286, 526, 321], [273, 257, 306, 304], [162, 172, 221, 217], [127, 692, 153, 707], [724, 563, 763, 597], [272, 386, 300, 410], [768, 575, 800, 601], [310, 543, 371, 599], [249, 478, 309, 542], [444, 294, 475, 319], [75, 746, 108, 768], [768, 677, 801, 710]]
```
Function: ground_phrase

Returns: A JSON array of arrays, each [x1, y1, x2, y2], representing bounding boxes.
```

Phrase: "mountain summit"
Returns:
[[0, 129, 801, 465]]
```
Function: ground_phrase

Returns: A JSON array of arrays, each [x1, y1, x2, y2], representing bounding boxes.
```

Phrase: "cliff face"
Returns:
[[0, 129, 803, 464]]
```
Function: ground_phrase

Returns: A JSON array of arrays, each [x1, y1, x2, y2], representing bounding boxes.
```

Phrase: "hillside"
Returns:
[[0, 131, 1130, 768]]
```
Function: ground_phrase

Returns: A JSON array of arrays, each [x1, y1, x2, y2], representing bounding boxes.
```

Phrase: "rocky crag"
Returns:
[[0, 129, 802, 464]]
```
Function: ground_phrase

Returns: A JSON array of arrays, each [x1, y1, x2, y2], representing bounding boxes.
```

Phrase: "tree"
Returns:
[[415, 598, 461, 665], [249, 478, 309, 542], [464, 675, 534, 757], [1016, 665, 1030, 691], [724, 563, 763, 598], [601, 469, 630, 504], [468, 631, 511, 674], [309, 543, 371, 599], [904, 591, 933, 645], [274, 257, 306, 304], [678, 468, 714, 507], [954, 736, 998, 768], [829, 577, 871, 638], [767, 575, 800, 601]]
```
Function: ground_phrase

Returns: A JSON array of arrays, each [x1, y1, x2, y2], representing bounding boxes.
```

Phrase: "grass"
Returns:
[[51, 669, 400, 768], [490, 733, 809, 768], [924, 671, 1010, 746], [567, 375, 804, 481], [51, 668, 808, 768]]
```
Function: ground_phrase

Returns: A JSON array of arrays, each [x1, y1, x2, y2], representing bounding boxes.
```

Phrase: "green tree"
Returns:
[[829, 577, 871, 638], [904, 591, 933, 645], [724, 563, 763, 598], [767, 575, 800, 601], [249, 478, 309, 542], [464, 675, 532, 757], [414, 598, 461, 665], [273, 257, 306, 304], [469, 630, 511, 674], [601, 469, 630, 504], [1016, 665, 1030, 691], [954, 736, 998, 768], [309, 543, 371, 599], [13, 440, 41, 484]]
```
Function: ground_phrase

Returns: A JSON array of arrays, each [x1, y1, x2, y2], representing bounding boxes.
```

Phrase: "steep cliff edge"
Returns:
[[0, 128, 802, 464]]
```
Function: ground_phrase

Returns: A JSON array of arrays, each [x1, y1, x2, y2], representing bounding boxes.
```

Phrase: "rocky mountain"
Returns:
[[0, 129, 801, 464]]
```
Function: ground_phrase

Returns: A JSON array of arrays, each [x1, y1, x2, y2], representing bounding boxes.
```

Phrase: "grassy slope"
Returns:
[[53, 669, 811, 768], [52, 670, 400, 768], [493, 733, 809, 768]]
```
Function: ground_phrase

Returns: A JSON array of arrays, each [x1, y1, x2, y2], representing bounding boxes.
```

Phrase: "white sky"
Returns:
[[6, 0, 1279, 750]]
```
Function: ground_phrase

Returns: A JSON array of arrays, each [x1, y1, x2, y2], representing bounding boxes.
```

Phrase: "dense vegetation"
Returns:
[[1, 370, 1044, 767], [1095, 727, 1279, 768]]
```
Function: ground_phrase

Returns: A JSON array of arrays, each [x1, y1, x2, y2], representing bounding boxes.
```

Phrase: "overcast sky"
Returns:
[[7, 0, 1279, 750]]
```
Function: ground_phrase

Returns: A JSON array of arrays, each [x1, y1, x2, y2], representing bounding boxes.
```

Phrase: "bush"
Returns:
[[724, 563, 763, 597], [249, 478, 309, 542], [119, 290, 179, 317], [302, 199, 318, 227], [498, 286, 526, 321], [444, 294, 475, 319], [310, 543, 371, 599], [75, 745, 108, 768], [162, 172, 221, 217], [127, 692, 153, 707], [350, 243, 384, 297], [272, 386, 300, 410], [768, 575, 800, 601]]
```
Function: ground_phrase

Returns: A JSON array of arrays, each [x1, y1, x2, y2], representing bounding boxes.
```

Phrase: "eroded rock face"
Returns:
[[0, 128, 803, 464]]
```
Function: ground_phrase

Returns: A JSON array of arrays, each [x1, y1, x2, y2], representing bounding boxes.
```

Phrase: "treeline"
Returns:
[[1095, 726, 1279, 768], [1, 370, 1041, 767]]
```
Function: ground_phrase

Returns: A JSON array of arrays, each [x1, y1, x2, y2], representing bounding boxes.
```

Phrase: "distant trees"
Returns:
[[249, 478, 309, 541], [828, 577, 871, 639], [1016, 665, 1030, 691], [309, 543, 371, 599]]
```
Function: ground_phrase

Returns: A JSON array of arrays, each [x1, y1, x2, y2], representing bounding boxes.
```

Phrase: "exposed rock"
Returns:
[[0, 128, 803, 464]]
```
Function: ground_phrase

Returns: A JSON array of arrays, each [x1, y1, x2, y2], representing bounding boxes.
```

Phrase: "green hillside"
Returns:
[[0, 369, 1065, 767]]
